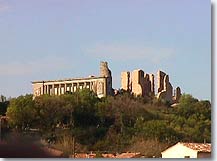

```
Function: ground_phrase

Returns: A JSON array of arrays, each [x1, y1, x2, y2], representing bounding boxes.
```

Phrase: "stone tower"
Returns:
[[121, 71, 131, 91], [99, 61, 113, 95], [149, 74, 155, 95], [157, 70, 166, 93], [131, 69, 144, 96], [100, 61, 111, 78], [173, 86, 181, 103]]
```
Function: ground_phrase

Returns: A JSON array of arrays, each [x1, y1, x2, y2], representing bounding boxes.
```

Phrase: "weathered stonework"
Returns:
[[130, 69, 153, 97], [131, 69, 144, 96], [173, 87, 182, 103], [149, 74, 155, 95], [100, 61, 113, 95], [121, 69, 181, 103], [121, 71, 130, 91], [32, 61, 113, 99], [157, 70, 166, 93], [157, 74, 173, 103], [143, 74, 152, 96]]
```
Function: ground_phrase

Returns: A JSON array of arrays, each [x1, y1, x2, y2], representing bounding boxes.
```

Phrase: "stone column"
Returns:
[[71, 83, 74, 92], [89, 82, 92, 90], [45, 85, 47, 94], [121, 71, 130, 91], [149, 74, 155, 95], [157, 70, 166, 93], [175, 87, 181, 102], [43, 85, 46, 94], [57, 84, 61, 95], [65, 83, 67, 93], [77, 83, 79, 91], [60, 84, 62, 95], [47, 84, 50, 94], [52, 84, 55, 95]]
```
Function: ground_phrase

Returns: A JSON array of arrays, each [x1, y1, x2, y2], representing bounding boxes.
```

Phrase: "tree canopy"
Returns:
[[5, 91, 211, 157]]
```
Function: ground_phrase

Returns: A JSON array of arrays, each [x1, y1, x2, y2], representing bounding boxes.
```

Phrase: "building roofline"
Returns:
[[31, 76, 107, 84], [161, 142, 211, 154]]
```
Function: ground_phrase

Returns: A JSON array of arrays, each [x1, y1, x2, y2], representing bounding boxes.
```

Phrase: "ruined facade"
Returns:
[[157, 73, 173, 103], [121, 69, 181, 103], [121, 69, 154, 97], [121, 71, 130, 91], [32, 61, 113, 99]]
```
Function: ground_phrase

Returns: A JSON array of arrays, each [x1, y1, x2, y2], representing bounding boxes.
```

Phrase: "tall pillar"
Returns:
[[149, 74, 155, 95], [47, 85, 50, 94], [121, 71, 130, 91], [72, 83, 74, 92], [65, 83, 67, 93], [157, 70, 166, 93], [44, 85, 46, 94], [59, 84, 61, 95], [89, 82, 92, 90], [43, 85, 46, 94], [52, 84, 55, 95], [60, 84, 63, 95]]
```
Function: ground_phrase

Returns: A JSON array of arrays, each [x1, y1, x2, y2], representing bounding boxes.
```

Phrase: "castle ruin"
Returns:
[[32, 61, 113, 99], [121, 69, 181, 103], [32, 61, 181, 103]]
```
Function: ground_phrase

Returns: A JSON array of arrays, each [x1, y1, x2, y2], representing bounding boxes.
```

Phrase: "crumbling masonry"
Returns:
[[32, 61, 113, 99], [32, 61, 181, 103], [121, 69, 181, 103]]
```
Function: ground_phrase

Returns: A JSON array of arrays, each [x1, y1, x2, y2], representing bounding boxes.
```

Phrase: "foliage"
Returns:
[[6, 94, 35, 130], [5, 92, 211, 157], [0, 101, 9, 116]]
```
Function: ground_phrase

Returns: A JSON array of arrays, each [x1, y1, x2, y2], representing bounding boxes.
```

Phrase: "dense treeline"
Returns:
[[3, 89, 211, 157]]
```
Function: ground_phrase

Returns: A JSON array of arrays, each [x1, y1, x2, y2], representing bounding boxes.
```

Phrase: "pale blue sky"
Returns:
[[0, 0, 211, 100]]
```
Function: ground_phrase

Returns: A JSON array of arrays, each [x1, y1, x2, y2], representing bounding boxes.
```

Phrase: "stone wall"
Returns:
[[32, 61, 114, 98], [121, 69, 181, 103], [121, 71, 130, 91], [131, 69, 144, 96], [157, 74, 173, 103], [100, 61, 113, 95], [157, 70, 166, 93]]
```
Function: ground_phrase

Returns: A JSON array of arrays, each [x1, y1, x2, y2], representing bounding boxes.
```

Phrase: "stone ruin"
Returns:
[[121, 69, 181, 103], [100, 61, 113, 95]]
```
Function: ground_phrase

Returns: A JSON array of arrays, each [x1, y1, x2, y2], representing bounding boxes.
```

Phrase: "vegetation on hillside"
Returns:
[[2, 90, 211, 157]]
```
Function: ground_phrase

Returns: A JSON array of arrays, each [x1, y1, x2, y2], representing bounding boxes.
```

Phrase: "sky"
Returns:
[[0, 0, 211, 101]]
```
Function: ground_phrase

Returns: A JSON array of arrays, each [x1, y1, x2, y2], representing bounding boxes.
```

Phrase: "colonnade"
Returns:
[[43, 81, 94, 95]]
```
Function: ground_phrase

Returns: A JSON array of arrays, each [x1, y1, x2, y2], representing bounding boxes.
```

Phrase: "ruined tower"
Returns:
[[149, 74, 155, 95], [120, 68, 181, 104], [144, 74, 152, 96], [157, 70, 166, 93], [130, 69, 152, 97], [173, 87, 182, 103], [121, 71, 131, 91], [131, 69, 144, 96], [157, 72, 174, 103], [100, 61, 113, 95], [100, 61, 111, 78]]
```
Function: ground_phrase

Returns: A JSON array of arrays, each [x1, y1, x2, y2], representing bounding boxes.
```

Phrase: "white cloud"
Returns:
[[85, 43, 175, 63], [0, 56, 71, 76]]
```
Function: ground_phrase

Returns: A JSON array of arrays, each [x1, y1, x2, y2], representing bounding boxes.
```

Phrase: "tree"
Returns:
[[0, 101, 9, 116], [0, 95, 6, 102], [6, 94, 35, 130], [34, 95, 67, 132], [176, 94, 199, 118]]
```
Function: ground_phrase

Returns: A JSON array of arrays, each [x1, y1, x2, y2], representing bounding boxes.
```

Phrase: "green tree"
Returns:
[[34, 95, 66, 132], [6, 94, 35, 130], [0, 101, 9, 116]]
